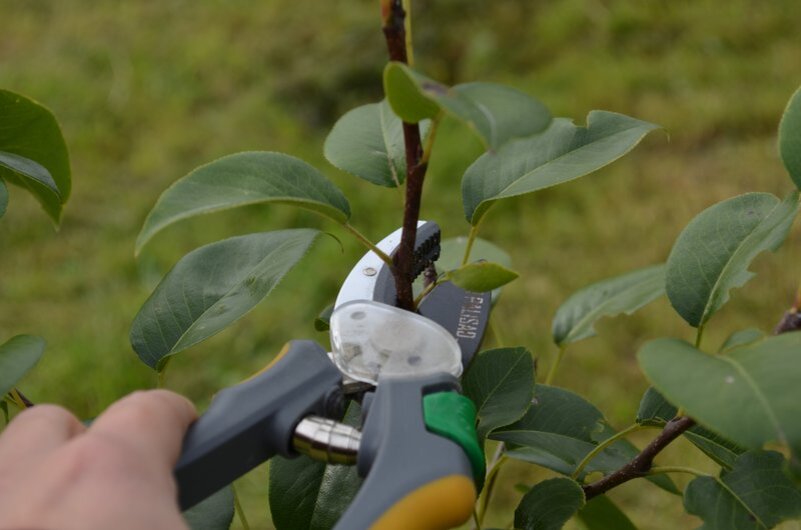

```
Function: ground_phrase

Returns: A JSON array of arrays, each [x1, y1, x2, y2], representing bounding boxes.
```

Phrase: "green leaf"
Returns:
[[182, 486, 234, 530], [324, 100, 430, 187], [135, 152, 350, 255], [0, 335, 45, 397], [552, 264, 665, 347], [0, 179, 7, 219], [430, 236, 512, 304], [719, 328, 765, 352], [0, 89, 70, 223], [493, 386, 677, 494], [638, 333, 801, 451], [779, 85, 801, 189], [576, 495, 637, 530], [130, 229, 320, 371], [684, 451, 801, 529], [636, 387, 745, 469], [269, 402, 363, 530], [383, 63, 551, 149], [445, 261, 518, 293], [514, 477, 585, 530], [665, 192, 799, 328], [461, 111, 660, 225], [314, 303, 334, 332], [462, 347, 534, 441]]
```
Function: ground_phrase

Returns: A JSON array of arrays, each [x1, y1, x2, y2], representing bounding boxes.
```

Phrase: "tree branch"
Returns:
[[582, 416, 695, 501], [381, 0, 425, 311]]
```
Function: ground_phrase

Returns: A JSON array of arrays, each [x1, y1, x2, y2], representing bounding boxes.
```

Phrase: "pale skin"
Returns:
[[0, 390, 196, 530]]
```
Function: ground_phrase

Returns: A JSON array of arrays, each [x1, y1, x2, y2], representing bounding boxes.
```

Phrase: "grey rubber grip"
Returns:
[[334, 374, 474, 530], [175, 340, 342, 510]]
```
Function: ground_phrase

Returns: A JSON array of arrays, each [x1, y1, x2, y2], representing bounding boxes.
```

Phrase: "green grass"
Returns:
[[2, 1, 801, 528]]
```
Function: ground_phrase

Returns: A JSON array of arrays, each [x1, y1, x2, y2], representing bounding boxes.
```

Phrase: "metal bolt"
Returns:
[[363, 267, 377, 276]]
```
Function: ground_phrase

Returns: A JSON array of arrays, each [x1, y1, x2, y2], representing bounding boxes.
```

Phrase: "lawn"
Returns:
[[1, 1, 800, 528]]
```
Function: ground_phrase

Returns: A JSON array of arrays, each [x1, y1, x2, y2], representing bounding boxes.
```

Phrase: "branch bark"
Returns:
[[381, 0, 426, 311], [582, 416, 695, 501]]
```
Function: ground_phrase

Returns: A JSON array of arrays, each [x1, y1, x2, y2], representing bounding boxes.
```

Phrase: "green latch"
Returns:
[[423, 392, 486, 487]]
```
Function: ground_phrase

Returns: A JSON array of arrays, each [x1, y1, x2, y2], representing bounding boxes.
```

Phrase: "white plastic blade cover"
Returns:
[[329, 300, 462, 384]]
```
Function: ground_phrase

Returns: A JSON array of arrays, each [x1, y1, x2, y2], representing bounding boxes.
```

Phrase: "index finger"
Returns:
[[87, 390, 197, 469]]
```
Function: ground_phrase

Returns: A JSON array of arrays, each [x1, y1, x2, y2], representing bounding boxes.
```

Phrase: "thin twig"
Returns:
[[582, 416, 695, 501]]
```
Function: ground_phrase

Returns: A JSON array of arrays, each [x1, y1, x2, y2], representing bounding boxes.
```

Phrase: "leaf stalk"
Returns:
[[571, 423, 648, 480]]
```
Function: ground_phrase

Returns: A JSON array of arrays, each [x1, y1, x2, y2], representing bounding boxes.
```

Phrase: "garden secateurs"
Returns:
[[174, 221, 492, 529]]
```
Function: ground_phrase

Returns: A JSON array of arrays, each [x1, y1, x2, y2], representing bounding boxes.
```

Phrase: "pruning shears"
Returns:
[[174, 221, 492, 530]]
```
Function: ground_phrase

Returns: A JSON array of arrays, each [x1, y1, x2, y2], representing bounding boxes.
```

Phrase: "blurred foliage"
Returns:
[[1, 0, 800, 528]]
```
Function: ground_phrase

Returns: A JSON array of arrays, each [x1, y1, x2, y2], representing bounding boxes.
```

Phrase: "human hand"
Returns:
[[0, 390, 196, 530]]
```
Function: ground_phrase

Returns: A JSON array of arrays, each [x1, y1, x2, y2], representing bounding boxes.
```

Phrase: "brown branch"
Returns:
[[582, 416, 695, 501], [381, 0, 425, 311]]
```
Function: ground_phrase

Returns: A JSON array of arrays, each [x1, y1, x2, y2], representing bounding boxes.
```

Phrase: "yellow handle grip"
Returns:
[[370, 476, 477, 530]]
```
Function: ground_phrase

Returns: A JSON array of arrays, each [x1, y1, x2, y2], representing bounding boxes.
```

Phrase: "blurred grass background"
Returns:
[[1, 0, 800, 528]]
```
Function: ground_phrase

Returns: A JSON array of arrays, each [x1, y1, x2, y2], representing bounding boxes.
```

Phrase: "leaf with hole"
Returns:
[[638, 333, 801, 452], [0, 335, 45, 397], [135, 152, 350, 255], [493, 386, 677, 494], [665, 192, 799, 328], [461, 111, 660, 225], [552, 264, 665, 347], [445, 261, 518, 293], [324, 100, 429, 187], [514, 477, 585, 530], [182, 486, 234, 530], [636, 387, 745, 469], [383, 63, 550, 149], [576, 495, 637, 530], [462, 347, 534, 441], [780, 85, 801, 190], [0, 89, 70, 223], [269, 402, 362, 530], [683, 451, 801, 529], [130, 229, 320, 371]]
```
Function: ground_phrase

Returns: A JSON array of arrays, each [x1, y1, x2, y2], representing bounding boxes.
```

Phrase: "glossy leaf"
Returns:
[[636, 387, 745, 469], [552, 264, 665, 347], [462, 347, 534, 440], [779, 85, 801, 189], [684, 451, 801, 529], [665, 192, 799, 328], [182, 486, 234, 530], [446, 261, 518, 293], [0, 179, 7, 219], [0, 335, 45, 397], [0, 89, 70, 223], [324, 100, 430, 187], [135, 152, 350, 255], [461, 111, 660, 225], [514, 477, 584, 530], [719, 328, 765, 352], [383, 63, 550, 149], [269, 403, 362, 530], [638, 333, 801, 451], [493, 386, 677, 494], [131, 229, 320, 370], [576, 495, 637, 530]]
